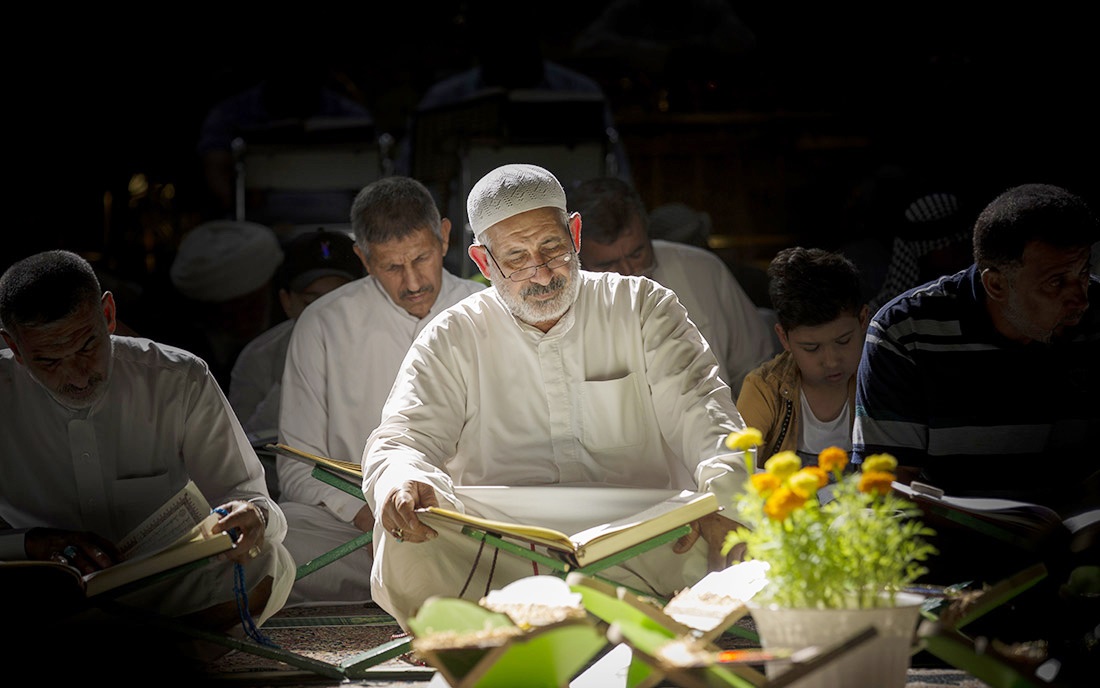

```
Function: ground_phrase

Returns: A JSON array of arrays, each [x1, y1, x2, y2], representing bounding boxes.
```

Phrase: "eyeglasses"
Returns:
[[483, 239, 576, 282]]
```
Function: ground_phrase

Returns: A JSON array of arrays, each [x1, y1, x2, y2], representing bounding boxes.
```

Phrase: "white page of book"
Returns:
[[117, 481, 212, 559], [452, 485, 681, 536]]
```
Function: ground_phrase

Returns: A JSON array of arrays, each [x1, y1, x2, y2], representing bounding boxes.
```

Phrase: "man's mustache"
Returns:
[[523, 276, 565, 297]]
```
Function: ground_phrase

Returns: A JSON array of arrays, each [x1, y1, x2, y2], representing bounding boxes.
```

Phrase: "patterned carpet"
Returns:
[[197, 603, 992, 687]]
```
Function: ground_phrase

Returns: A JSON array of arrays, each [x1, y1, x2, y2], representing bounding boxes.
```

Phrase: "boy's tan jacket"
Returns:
[[735, 351, 856, 462]]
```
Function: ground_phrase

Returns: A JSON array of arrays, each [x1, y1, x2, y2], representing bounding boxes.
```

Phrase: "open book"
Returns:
[[415, 489, 719, 568], [892, 481, 1099, 553], [2, 481, 235, 599], [265, 442, 362, 482]]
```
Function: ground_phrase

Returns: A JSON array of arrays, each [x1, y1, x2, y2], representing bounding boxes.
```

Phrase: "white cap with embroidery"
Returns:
[[466, 164, 567, 241]]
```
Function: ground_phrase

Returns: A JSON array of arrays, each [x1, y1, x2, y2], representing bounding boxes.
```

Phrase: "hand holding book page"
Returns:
[[415, 488, 720, 568], [3, 481, 236, 600]]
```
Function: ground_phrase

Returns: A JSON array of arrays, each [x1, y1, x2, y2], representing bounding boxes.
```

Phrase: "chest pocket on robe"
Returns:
[[580, 373, 645, 450]]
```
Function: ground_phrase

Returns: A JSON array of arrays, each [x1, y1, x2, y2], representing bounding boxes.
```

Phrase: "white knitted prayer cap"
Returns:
[[170, 220, 283, 302], [467, 164, 567, 241]]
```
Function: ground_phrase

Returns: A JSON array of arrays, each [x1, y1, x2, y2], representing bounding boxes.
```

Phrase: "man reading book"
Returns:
[[276, 176, 485, 606], [0, 250, 295, 661], [361, 164, 751, 627], [852, 183, 1100, 677]]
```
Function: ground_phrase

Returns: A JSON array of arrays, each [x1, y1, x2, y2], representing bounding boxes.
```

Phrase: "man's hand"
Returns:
[[381, 480, 439, 544], [24, 527, 120, 575], [672, 512, 748, 572], [212, 499, 268, 565], [353, 503, 375, 533]]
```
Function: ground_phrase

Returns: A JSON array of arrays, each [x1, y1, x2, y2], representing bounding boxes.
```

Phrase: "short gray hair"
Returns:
[[0, 250, 101, 332], [349, 177, 445, 260]]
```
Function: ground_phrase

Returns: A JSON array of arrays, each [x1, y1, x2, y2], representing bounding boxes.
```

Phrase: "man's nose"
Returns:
[[63, 362, 93, 388], [1066, 275, 1090, 308], [403, 265, 424, 291], [529, 263, 555, 285]]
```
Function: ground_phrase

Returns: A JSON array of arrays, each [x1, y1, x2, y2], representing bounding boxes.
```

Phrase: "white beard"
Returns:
[[493, 259, 581, 327]]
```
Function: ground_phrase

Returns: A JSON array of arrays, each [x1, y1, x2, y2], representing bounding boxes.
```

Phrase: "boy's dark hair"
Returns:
[[768, 247, 863, 331], [973, 183, 1099, 270]]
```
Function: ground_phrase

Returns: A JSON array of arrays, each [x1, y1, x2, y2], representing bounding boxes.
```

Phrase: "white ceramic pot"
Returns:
[[747, 592, 924, 688]]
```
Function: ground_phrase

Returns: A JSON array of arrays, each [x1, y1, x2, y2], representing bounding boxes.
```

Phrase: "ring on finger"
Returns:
[[62, 545, 79, 560], [247, 545, 261, 559], [392, 527, 404, 542]]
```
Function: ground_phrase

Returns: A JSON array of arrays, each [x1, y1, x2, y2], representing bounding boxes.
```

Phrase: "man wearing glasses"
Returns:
[[361, 164, 750, 627]]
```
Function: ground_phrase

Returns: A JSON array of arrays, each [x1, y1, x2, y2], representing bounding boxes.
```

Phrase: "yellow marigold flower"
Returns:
[[802, 465, 828, 489], [861, 453, 897, 474], [750, 472, 781, 495], [725, 427, 764, 451], [764, 451, 801, 481], [763, 486, 806, 521], [818, 446, 849, 473], [788, 469, 822, 498], [858, 470, 896, 496]]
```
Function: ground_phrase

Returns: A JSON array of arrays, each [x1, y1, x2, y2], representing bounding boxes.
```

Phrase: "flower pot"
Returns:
[[747, 592, 924, 688]]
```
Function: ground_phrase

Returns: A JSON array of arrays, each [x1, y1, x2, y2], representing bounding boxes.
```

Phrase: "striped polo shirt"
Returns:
[[852, 265, 1100, 514]]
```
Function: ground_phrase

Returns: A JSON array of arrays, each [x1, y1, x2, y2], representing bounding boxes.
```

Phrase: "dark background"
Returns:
[[6, 3, 1099, 284]]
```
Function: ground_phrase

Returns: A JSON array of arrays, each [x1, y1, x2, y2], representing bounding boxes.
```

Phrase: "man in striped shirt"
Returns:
[[853, 182, 1098, 515]]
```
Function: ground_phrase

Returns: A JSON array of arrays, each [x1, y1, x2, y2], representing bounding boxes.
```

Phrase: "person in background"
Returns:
[[276, 176, 485, 607], [166, 220, 285, 390], [230, 228, 365, 444], [736, 247, 867, 464], [567, 176, 776, 392], [197, 59, 373, 221], [854, 183, 1098, 511], [362, 164, 749, 628], [865, 191, 975, 315], [396, 2, 631, 277], [853, 184, 1099, 661], [0, 250, 294, 665], [229, 228, 364, 500]]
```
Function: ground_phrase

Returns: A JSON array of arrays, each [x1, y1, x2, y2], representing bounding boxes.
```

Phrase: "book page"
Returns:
[[415, 506, 576, 553], [569, 490, 718, 548], [267, 443, 362, 479], [117, 481, 212, 559], [892, 482, 1061, 527]]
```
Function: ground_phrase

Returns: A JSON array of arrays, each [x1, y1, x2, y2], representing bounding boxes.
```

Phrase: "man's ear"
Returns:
[[776, 323, 791, 352], [981, 268, 1008, 302], [102, 292, 117, 335], [858, 304, 871, 331], [569, 212, 582, 253], [353, 244, 370, 274], [1, 330, 20, 364], [278, 288, 294, 319], [468, 244, 492, 281], [439, 218, 452, 255]]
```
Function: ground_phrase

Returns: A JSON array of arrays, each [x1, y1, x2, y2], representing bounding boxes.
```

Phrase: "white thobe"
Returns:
[[229, 317, 295, 440], [0, 336, 294, 624], [650, 239, 776, 393], [277, 271, 485, 605], [361, 270, 749, 626]]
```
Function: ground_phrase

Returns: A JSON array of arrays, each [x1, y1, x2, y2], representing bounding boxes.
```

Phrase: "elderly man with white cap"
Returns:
[[360, 163, 750, 627]]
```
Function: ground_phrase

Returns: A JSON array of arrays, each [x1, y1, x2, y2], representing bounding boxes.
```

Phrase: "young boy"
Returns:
[[736, 247, 868, 465]]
